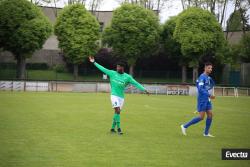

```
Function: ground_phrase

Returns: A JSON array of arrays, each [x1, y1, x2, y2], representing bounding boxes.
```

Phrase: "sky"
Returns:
[[42, 0, 249, 28]]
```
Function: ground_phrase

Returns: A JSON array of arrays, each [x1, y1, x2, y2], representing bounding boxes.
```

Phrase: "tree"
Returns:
[[29, 0, 61, 17], [117, 0, 169, 14], [54, 4, 100, 79], [226, 1, 250, 39], [88, 0, 103, 14], [30, 0, 44, 5], [231, 0, 250, 33], [238, 33, 250, 62], [162, 16, 189, 83], [103, 3, 160, 76], [226, 10, 244, 31], [0, 0, 52, 79], [173, 7, 225, 82], [68, 0, 86, 4], [180, 0, 229, 26]]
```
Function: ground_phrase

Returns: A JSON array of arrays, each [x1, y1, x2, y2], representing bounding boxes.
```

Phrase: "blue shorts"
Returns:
[[197, 101, 212, 112]]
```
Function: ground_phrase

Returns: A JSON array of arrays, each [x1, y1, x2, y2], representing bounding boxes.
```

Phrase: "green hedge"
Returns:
[[0, 63, 16, 69], [0, 63, 49, 70], [26, 63, 49, 70]]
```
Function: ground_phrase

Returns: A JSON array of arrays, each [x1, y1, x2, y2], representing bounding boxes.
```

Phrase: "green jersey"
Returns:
[[94, 62, 146, 98]]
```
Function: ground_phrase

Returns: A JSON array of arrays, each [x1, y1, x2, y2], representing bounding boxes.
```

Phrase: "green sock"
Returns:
[[115, 113, 121, 129], [111, 114, 116, 129]]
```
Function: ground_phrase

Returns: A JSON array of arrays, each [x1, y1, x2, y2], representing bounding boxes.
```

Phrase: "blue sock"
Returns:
[[204, 118, 212, 135], [184, 117, 202, 128]]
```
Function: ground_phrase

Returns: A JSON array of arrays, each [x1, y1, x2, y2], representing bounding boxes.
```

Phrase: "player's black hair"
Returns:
[[204, 62, 213, 67], [116, 61, 126, 67]]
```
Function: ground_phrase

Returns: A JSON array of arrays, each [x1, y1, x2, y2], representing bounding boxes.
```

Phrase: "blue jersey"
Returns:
[[196, 73, 215, 102]]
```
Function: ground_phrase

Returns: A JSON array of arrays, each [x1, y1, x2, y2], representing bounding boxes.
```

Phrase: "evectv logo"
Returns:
[[222, 149, 250, 160], [226, 151, 248, 158]]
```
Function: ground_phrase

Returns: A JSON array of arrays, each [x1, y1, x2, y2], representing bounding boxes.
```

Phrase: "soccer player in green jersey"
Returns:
[[89, 56, 149, 135]]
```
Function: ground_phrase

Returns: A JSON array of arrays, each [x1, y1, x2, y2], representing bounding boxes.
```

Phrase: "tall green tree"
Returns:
[[117, 0, 169, 14], [174, 7, 225, 82], [233, 0, 250, 33], [0, 0, 52, 79], [54, 4, 100, 79], [162, 16, 189, 83], [237, 33, 250, 62], [226, 10, 249, 32], [180, 0, 229, 25], [103, 3, 160, 76]]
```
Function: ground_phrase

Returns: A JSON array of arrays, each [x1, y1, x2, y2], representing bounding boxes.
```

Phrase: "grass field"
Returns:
[[0, 91, 249, 167]]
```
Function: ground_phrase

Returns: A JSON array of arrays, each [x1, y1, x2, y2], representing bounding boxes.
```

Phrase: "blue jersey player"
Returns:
[[181, 62, 215, 137]]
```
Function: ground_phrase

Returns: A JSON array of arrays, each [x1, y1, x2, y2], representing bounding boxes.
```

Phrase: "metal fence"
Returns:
[[0, 80, 249, 97], [1, 63, 250, 87]]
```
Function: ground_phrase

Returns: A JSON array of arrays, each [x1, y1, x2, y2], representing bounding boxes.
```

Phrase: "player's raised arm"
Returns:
[[89, 56, 114, 76], [129, 76, 149, 95]]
